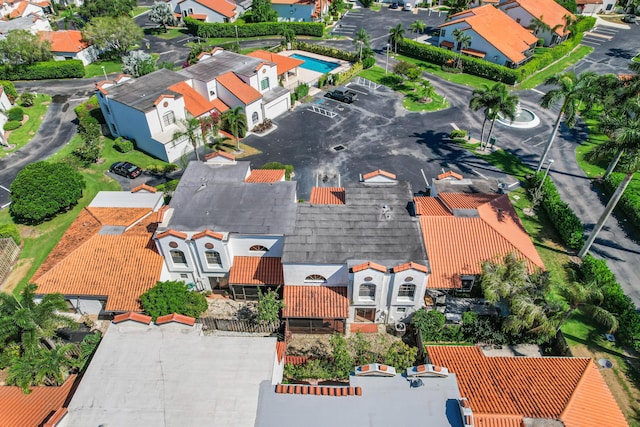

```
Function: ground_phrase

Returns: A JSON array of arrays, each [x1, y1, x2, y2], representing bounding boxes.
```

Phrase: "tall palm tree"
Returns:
[[469, 83, 500, 145], [578, 126, 640, 258], [537, 71, 598, 172], [471, 82, 517, 150], [528, 15, 551, 37], [452, 29, 471, 70], [388, 23, 405, 54], [172, 116, 207, 161], [445, 0, 470, 17], [353, 27, 371, 52], [410, 20, 425, 41], [221, 106, 247, 152], [596, 100, 640, 179], [557, 275, 618, 333]]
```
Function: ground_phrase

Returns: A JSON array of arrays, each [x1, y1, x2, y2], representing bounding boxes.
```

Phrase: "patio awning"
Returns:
[[440, 41, 454, 49], [461, 48, 486, 58], [283, 285, 349, 319]]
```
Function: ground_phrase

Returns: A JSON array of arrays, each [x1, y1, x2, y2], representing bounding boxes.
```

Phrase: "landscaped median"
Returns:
[[1, 94, 51, 159]]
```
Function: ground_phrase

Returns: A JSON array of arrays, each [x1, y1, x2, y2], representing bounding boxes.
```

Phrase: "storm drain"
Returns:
[[332, 145, 346, 152]]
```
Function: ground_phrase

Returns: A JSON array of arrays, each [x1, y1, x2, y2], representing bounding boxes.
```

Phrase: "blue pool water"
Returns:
[[290, 54, 340, 73]]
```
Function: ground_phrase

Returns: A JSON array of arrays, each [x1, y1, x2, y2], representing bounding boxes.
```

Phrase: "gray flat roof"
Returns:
[[89, 191, 164, 209], [166, 162, 297, 234], [179, 51, 273, 82], [433, 178, 499, 194], [0, 16, 39, 35], [255, 374, 463, 427], [65, 322, 276, 427], [104, 69, 186, 112], [282, 183, 427, 265]]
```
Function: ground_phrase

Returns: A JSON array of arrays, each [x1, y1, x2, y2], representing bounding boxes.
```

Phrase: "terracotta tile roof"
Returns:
[[351, 261, 387, 273], [189, 13, 208, 19], [362, 169, 396, 180], [275, 384, 361, 397], [283, 285, 349, 318], [43, 407, 67, 427], [131, 183, 157, 193], [9, 1, 27, 18], [192, 228, 224, 240], [85, 207, 151, 227], [168, 81, 223, 117], [154, 94, 175, 106], [228, 256, 284, 285], [426, 346, 627, 427], [420, 195, 544, 289], [216, 71, 262, 105], [34, 212, 163, 312], [39, 30, 89, 53], [195, 0, 236, 18], [309, 187, 346, 204], [245, 169, 286, 183], [473, 415, 523, 427], [276, 341, 286, 363], [440, 5, 538, 64], [247, 50, 304, 75], [284, 355, 308, 365], [414, 196, 452, 216], [156, 229, 188, 240], [350, 323, 378, 333], [438, 192, 502, 210], [113, 312, 152, 324], [502, 0, 574, 36], [392, 262, 428, 273], [437, 170, 463, 180], [156, 313, 196, 326], [0, 374, 76, 427], [156, 205, 169, 223], [205, 150, 235, 161]]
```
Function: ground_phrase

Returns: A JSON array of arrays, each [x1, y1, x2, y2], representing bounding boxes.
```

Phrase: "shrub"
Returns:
[[0, 80, 17, 101], [140, 280, 208, 321], [0, 60, 84, 80], [6, 107, 23, 122], [19, 92, 35, 107], [575, 16, 596, 33], [518, 35, 583, 80], [450, 129, 467, 140], [335, 61, 362, 85], [0, 223, 21, 245], [114, 137, 134, 153], [186, 18, 324, 38], [3, 120, 21, 131], [602, 173, 640, 231], [296, 41, 358, 62], [318, 74, 329, 88], [295, 83, 309, 100], [256, 287, 284, 324], [362, 56, 375, 69], [411, 308, 445, 341], [537, 38, 545, 47], [383, 340, 418, 371], [9, 161, 85, 224]]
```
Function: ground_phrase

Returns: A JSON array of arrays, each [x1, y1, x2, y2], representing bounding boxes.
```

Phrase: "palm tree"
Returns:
[[469, 83, 500, 145], [410, 20, 425, 41], [353, 28, 371, 57], [221, 106, 247, 152], [537, 71, 598, 172], [388, 23, 405, 54], [596, 101, 640, 179], [557, 275, 618, 334], [452, 29, 471, 70], [418, 79, 436, 103], [59, 6, 80, 30], [445, 0, 470, 17], [528, 15, 551, 37], [578, 127, 640, 258], [172, 116, 207, 161], [469, 83, 517, 150]]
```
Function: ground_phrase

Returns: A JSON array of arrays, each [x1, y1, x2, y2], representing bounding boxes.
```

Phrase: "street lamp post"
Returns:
[[235, 25, 239, 46], [101, 65, 108, 81], [537, 159, 554, 193], [358, 41, 363, 61], [385, 43, 390, 74]]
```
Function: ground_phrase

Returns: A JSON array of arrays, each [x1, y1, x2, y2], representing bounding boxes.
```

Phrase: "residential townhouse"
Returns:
[[576, 0, 617, 14], [0, 14, 50, 39], [497, 0, 574, 47], [438, 4, 538, 67], [271, 0, 328, 22], [0, 0, 49, 19], [96, 49, 292, 162], [170, 0, 240, 23], [38, 30, 98, 65]]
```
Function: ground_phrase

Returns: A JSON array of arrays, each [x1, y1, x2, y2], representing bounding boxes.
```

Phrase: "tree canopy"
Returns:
[[246, 0, 278, 23], [122, 50, 156, 77], [0, 30, 52, 66], [78, 0, 136, 20], [82, 16, 143, 56], [9, 162, 85, 224], [148, 1, 176, 32], [140, 281, 208, 321]]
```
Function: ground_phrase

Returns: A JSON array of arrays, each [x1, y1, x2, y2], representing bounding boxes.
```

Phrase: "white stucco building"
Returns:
[[576, 0, 617, 14], [497, 0, 574, 47], [170, 0, 239, 23], [39, 30, 98, 65]]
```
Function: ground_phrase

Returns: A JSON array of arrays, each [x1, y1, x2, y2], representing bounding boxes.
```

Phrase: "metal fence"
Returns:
[[198, 317, 281, 333], [0, 238, 20, 286]]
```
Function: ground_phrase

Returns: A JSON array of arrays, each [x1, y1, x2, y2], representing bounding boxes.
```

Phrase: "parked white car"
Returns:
[[403, 2, 412, 10]]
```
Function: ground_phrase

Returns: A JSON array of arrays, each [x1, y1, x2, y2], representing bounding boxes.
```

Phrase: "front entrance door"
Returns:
[[354, 308, 376, 323]]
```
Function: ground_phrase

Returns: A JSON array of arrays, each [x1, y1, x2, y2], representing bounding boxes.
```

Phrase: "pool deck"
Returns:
[[279, 50, 351, 91]]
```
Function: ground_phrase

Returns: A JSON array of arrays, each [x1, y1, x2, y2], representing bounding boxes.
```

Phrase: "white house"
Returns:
[[271, 0, 328, 22], [0, 14, 51, 39], [1, 0, 47, 19], [38, 30, 98, 65], [497, 0, 574, 46], [170, 0, 238, 23], [438, 4, 538, 67]]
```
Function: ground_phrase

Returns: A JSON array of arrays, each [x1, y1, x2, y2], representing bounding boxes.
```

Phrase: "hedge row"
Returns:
[[0, 223, 21, 246], [296, 41, 358, 62], [529, 173, 584, 249], [185, 17, 324, 38], [580, 255, 640, 351], [603, 173, 640, 230], [0, 60, 84, 81], [335, 61, 362, 86], [397, 39, 519, 84], [518, 34, 584, 80], [575, 16, 597, 33]]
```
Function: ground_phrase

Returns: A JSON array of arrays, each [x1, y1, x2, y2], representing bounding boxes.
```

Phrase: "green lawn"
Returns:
[[150, 27, 189, 39], [395, 54, 497, 89], [1, 95, 52, 159], [517, 45, 594, 90], [459, 141, 533, 178], [131, 6, 150, 16], [84, 60, 123, 78]]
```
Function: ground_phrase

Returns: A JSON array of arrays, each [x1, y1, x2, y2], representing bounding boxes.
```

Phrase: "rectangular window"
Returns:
[[397, 307, 407, 313], [358, 284, 376, 301], [180, 273, 189, 279], [354, 308, 376, 323], [261, 77, 269, 90], [163, 111, 175, 126], [440, 29, 446, 37], [205, 251, 222, 268], [398, 284, 416, 299], [170, 250, 187, 265]]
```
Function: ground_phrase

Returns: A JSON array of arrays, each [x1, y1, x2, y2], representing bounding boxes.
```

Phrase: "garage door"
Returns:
[[264, 97, 289, 119]]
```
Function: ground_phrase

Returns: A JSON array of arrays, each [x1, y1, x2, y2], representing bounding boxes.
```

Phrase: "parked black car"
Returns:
[[390, 2, 399, 8], [109, 161, 142, 179]]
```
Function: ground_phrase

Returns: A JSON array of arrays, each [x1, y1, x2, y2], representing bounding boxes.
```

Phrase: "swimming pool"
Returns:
[[290, 54, 340, 73]]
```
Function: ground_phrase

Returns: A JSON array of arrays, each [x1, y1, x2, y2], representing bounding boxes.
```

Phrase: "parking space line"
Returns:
[[450, 123, 459, 130], [531, 88, 544, 95], [344, 84, 368, 95], [583, 32, 612, 40], [0, 184, 10, 192]]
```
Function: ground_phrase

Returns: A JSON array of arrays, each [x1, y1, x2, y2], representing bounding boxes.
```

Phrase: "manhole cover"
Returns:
[[332, 145, 345, 152]]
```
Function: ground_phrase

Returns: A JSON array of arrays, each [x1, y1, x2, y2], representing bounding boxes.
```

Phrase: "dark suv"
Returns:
[[390, 2, 399, 8], [109, 161, 142, 179]]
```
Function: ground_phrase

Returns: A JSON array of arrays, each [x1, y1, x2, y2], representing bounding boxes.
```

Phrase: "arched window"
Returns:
[[359, 283, 376, 300], [398, 283, 416, 299], [162, 111, 175, 126], [252, 111, 259, 124], [249, 245, 269, 252], [170, 250, 186, 265], [304, 274, 327, 283], [205, 250, 222, 268]]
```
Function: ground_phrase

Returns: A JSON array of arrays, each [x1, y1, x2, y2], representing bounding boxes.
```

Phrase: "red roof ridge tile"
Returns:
[[113, 312, 152, 324], [437, 170, 463, 180], [362, 169, 396, 180], [351, 261, 387, 273], [276, 341, 286, 363], [43, 407, 68, 427], [131, 183, 157, 193], [156, 313, 196, 326], [205, 150, 236, 161], [392, 262, 428, 273], [192, 228, 224, 240], [156, 229, 188, 240], [284, 355, 308, 365], [156, 205, 170, 223], [153, 93, 175, 106], [275, 384, 358, 397]]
